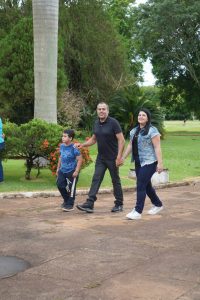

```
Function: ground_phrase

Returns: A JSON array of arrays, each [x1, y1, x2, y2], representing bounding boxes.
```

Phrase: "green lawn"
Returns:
[[1, 120, 200, 192], [163, 120, 200, 182], [1, 154, 135, 192], [164, 120, 200, 133]]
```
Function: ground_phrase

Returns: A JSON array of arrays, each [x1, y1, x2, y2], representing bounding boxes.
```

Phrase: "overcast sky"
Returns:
[[142, 59, 156, 86]]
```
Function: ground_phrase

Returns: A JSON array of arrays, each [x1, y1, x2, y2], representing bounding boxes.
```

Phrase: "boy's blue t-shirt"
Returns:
[[60, 143, 80, 173]]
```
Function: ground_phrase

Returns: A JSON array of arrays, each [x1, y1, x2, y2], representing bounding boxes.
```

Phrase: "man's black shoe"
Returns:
[[76, 201, 94, 213], [111, 205, 123, 212]]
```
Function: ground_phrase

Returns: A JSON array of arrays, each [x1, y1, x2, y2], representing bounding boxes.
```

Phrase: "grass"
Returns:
[[1, 120, 200, 192], [1, 155, 134, 192], [1, 160, 56, 192], [163, 120, 200, 181], [164, 120, 200, 133]]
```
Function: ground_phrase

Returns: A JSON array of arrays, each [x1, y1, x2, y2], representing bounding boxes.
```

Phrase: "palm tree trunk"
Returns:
[[32, 0, 59, 123]]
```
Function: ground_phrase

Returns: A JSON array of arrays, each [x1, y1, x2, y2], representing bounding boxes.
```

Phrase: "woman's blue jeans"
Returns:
[[135, 161, 162, 214]]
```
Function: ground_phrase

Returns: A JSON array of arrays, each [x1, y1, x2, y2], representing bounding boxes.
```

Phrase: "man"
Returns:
[[76, 102, 125, 213]]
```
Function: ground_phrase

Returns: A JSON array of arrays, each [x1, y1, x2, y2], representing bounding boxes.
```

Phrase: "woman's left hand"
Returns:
[[116, 157, 124, 167]]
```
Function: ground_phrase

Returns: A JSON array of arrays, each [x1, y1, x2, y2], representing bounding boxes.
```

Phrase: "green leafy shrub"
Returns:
[[3, 119, 93, 180], [109, 86, 165, 138], [3, 119, 63, 179]]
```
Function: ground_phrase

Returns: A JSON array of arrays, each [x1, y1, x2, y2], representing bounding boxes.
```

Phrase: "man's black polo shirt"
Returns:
[[93, 116, 122, 160]]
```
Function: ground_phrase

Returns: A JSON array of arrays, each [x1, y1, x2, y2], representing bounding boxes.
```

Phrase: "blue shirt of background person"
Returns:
[[60, 143, 80, 173], [130, 125, 160, 167], [0, 118, 4, 143], [0, 117, 5, 182]]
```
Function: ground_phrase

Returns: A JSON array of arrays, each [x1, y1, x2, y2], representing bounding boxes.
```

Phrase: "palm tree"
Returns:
[[109, 86, 165, 138], [32, 0, 59, 123]]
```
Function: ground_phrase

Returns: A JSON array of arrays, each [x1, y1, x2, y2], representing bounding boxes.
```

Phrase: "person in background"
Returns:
[[0, 117, 5, 183], [76, 102, 125, 213], [56, 129, 82, 211], [121, 108, 164, 220]]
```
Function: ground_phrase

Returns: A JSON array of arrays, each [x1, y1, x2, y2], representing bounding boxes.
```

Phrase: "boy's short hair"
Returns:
[[63, 129, 75, 140]]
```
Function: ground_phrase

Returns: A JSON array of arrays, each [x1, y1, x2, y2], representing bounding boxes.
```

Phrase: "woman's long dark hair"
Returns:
[[135, 108, 152, 136]]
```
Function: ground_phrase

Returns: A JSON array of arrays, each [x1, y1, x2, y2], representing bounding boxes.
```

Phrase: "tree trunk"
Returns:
[[25, 157, 34, 180], [32, 0, 59, 123]]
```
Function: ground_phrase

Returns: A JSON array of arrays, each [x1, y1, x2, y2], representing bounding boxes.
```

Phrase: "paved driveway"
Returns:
[[0, 182, 200, 299]]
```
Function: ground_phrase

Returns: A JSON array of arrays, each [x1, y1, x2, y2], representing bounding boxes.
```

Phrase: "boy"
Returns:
[[56, 129, 82, 211]]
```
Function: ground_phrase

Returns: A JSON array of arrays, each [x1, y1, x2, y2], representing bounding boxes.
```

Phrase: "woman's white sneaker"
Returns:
[[126, 209, 141, 220], [148, 206, 163, 215]]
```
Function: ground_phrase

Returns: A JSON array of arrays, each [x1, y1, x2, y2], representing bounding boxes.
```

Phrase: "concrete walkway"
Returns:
[[0, 181, 200, 300]]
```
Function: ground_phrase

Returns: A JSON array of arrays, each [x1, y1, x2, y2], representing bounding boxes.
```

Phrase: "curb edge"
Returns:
[[0, 179, 199, 199]]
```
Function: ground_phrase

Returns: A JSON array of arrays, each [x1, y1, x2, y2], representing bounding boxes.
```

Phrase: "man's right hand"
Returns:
[[74, 143, 82, 149]]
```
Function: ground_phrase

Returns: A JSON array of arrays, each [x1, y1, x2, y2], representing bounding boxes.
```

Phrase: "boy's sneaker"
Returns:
[[76, 201, 94, 213], [148, 205, 163, 215], [111, 205, 123, 212], [126, 209, 141, 220], [62, 205, 74, 212], [61, 202, 65, 208]]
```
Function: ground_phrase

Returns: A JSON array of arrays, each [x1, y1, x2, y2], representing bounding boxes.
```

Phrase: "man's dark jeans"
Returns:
[[87, 156, 123, 206], [135, 161, 162, 214], [57, 170, 78, 206]]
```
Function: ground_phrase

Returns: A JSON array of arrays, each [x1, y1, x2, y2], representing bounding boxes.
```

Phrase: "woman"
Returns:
[[122, 108, 164, 220], [0, 117, 5, 182]]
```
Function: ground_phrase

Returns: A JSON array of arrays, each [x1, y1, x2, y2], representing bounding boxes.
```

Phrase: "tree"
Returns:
[[59, 0, 132, 107], [0, 0, 22, 39], [140, 86, 160, 106], [32, 0, 59, 123], [109, 86, 164, 137], [0, 17, 34, 123], [104, 0, 143, 79], [0, 15, 66, 123], [159, 85, 192, 120], [133, 0, 200, 115]]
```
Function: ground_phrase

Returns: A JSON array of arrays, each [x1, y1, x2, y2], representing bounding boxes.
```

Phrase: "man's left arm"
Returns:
[[116, 132, 125, 167]]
